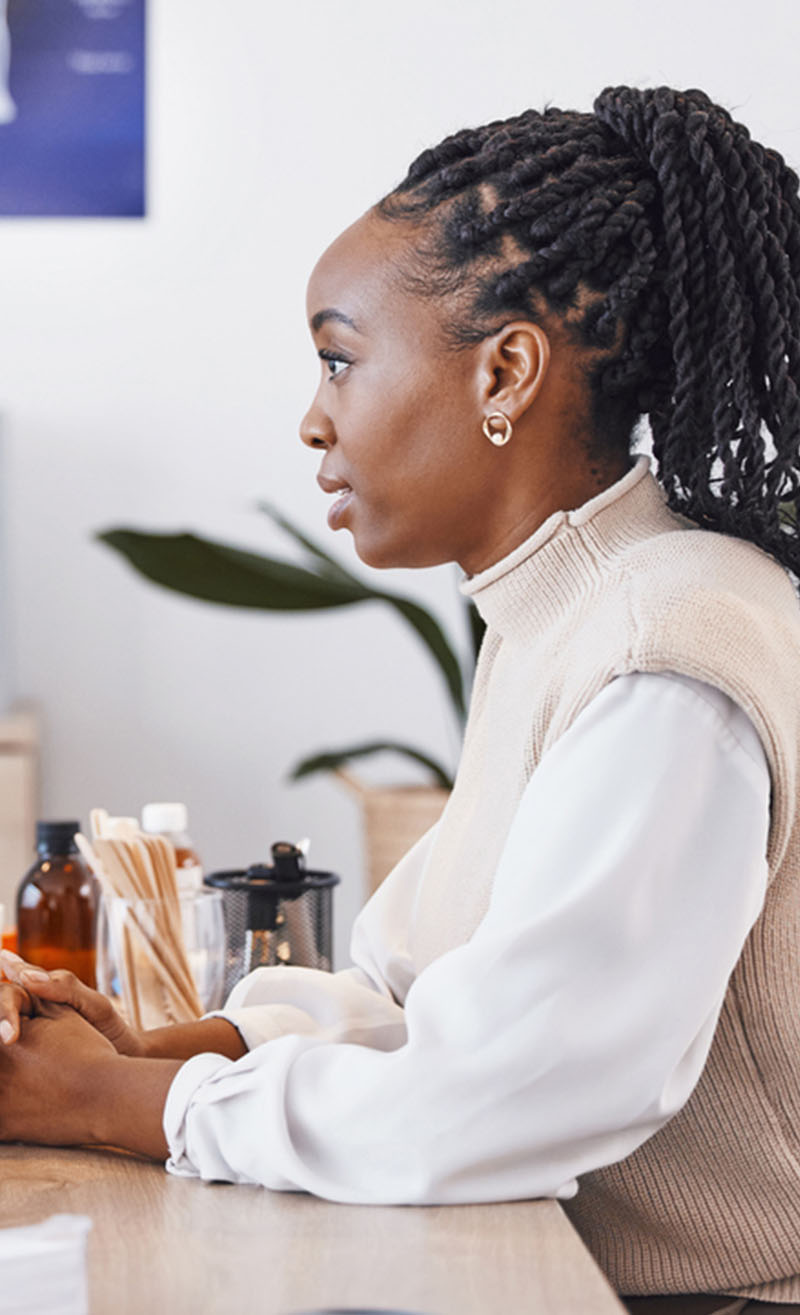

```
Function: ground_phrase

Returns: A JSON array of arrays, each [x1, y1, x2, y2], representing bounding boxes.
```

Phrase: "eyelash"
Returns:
[[318, 348, 352, 380]]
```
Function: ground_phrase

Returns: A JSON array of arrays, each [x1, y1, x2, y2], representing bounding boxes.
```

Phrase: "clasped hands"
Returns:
[[0, 951, 245, 1157], [0, 951, 145, 1148], [1, 949, 148, 1050], [0, 952, 184, 1157]]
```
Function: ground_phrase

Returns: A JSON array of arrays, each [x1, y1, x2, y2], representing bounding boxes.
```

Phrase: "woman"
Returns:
[[2, 86, 800, 1313]]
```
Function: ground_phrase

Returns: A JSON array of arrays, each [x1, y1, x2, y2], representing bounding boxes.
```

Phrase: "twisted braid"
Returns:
[[377, 86, 800, 580]]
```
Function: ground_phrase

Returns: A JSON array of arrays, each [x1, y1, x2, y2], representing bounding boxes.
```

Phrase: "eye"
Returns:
[[318, 348, 352, 380]]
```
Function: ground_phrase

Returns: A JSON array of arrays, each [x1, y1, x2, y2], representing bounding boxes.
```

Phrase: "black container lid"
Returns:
[[204, 841, 341, 900], [204, 842, 340, 931], [36, 821, 80, 855]]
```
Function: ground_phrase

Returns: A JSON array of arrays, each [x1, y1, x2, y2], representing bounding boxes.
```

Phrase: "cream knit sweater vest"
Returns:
[[415, 456, 800, 1300]]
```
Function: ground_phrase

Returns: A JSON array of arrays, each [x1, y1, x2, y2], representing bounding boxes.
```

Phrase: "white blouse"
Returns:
[[164, 671, 771, 1203]]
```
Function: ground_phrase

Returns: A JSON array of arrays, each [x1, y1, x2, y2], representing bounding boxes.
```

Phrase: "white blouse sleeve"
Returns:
[[209, 822, 437, 1053], [163, 672, 770, 1204]]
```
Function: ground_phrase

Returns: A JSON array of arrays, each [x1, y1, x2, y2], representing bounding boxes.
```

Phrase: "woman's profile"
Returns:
[[3, 85, 800, 1313]]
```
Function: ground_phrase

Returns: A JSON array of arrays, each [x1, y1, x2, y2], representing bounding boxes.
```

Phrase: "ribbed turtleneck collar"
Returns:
[[461, 457, 682, 641]]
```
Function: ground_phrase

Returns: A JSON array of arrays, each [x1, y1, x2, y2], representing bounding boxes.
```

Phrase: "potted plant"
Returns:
[[98, 506, 484, 892]]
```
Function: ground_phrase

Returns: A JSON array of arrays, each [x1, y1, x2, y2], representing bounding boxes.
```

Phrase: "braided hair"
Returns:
[[377, 86, 800, 579]]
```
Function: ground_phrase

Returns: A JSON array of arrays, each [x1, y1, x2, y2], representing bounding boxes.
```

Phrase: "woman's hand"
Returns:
[[0, 950, 145, 1056], [0, 949, 247, 1063], [0, 1002, 120, 1146], [0, 1001, 180, 1157], [0, 972, 35, 1045]]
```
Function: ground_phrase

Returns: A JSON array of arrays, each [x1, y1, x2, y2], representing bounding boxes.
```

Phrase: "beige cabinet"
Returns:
[[0, 704, 38, 926]]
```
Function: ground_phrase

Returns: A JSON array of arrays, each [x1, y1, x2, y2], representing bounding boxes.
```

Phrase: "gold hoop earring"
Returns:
[[482, 412, 513, 447]]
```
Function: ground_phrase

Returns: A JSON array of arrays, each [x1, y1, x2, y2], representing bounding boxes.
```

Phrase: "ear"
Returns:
[[475, 322, 551, 421]]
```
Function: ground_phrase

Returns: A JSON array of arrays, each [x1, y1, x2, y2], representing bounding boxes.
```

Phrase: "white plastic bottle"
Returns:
[[141, 802, 202, 891]]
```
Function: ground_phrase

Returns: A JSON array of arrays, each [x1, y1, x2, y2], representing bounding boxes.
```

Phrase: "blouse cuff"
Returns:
[[203, 1003, 323, 1052], [163, 1052, 233, 1178]]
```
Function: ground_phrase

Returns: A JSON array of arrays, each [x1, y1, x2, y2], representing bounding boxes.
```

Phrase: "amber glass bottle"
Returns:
[[17, 821, 99, 987]]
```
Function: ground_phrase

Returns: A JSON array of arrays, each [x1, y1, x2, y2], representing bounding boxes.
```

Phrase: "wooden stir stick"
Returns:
[[81, 814, 205, 1026]]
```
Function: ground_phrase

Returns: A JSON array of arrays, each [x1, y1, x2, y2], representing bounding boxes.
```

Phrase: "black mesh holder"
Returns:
[[204, 842, 340, 998]]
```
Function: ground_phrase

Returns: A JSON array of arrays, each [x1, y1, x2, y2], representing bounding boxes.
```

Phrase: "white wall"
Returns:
[[1, 0, 799, 963]]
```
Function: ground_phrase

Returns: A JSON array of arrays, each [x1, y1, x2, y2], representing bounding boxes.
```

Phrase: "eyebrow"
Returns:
[[310, 308, 362, 334]]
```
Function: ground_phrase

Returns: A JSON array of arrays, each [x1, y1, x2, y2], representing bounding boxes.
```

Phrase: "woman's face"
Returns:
[[300, 210, 512, 572]]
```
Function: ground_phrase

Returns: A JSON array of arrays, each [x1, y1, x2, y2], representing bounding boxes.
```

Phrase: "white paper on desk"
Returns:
[[0, 1214, 91, 1315]]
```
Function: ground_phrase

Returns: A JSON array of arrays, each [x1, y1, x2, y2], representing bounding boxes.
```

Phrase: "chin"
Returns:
[[353, 540, 404, 570], [353, 534, 451, 572]]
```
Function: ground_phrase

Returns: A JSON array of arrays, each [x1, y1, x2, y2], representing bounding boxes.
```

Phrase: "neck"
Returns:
[[461, 456, 664, 640], [458, 449, 633, 577]]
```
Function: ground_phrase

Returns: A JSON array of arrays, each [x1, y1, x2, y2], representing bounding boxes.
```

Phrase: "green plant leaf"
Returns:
[[100, 520, 468, 725], [375, 593, 467, 722], [467, 600, 487, 665], [97, 529, 375, 610], [290, 740, 453, 790], [258, 503, 467, 721], [257, 501, 356, 584]]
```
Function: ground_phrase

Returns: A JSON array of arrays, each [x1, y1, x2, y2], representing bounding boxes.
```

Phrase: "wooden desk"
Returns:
[[0, 1144, 626, 1314]]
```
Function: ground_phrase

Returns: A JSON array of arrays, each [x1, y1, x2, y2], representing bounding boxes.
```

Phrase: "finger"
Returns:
[[19, 967, 78, 1001], [0, 950, 52, 988], [0, 949, 28, 983], [0, 954, 78, 1003], [0, 954, 141, 1055], [0, 981, 34, 1044], [20, 968, 118, 1034]]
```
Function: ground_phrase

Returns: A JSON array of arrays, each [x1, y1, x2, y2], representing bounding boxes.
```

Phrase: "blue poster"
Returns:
[[0, 0, 145, 217]]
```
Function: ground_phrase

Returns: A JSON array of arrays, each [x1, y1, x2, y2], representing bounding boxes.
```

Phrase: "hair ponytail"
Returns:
[[378, 86, 800, 580]]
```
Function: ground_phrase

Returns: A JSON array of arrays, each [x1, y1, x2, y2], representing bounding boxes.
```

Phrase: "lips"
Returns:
[[318, 472, 354, 530], [317, 473, 352, 496]]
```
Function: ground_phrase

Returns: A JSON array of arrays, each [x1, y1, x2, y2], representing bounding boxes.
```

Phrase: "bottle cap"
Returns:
[[141, 802, 188, 835], [35, 821, 80, 855]]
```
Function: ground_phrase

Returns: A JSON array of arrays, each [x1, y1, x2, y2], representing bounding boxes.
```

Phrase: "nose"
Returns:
[[299, 396, 335, 450]]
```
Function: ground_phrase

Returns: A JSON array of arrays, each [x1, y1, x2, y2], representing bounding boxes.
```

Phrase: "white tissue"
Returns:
[[0, 1214, 91, 1315]]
